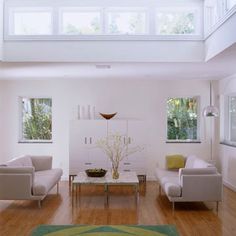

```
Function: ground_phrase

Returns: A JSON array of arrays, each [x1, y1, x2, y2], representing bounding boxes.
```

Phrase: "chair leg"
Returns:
[[216, 201, 219, 212], [172, 202, 175, 212], [57, 182, 59, 195], [38, 200, 42, 208], [159, 184, 161, 195]]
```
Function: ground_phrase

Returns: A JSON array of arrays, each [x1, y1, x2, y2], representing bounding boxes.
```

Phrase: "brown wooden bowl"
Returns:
[[85, 169, 107, 177], [99, 112, 117, 120]]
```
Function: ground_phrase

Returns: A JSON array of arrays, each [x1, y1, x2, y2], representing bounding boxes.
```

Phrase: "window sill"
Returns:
[[4, 34, 203, 41], [220, 141, 236, 148], [18, 141, 53, 144], [166, 140, 201, 144]]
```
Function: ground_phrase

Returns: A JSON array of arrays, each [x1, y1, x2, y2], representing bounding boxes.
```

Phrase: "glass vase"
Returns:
[[112, 164, 119, 179]]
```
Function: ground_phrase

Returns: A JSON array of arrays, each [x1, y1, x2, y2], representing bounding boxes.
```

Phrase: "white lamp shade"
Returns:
[[202, 105, 219, 117]]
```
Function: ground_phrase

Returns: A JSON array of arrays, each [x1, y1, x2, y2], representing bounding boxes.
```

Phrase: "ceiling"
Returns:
[[0, 43, 235, 81]]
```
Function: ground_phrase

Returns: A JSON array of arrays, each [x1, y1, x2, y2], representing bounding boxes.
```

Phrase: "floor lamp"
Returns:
[[202, 81, 219, 162]]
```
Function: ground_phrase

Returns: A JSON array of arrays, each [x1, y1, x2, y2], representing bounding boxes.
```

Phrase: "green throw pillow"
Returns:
[[166, 154, 185, 169]]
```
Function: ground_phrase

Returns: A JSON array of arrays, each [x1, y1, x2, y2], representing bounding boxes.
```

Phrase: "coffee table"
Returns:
[[72, 171, 139, 206]]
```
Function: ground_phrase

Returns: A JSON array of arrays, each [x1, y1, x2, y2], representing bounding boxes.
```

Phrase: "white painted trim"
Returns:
[[223, 180, 236, 192], [204, 4, 236, 39]]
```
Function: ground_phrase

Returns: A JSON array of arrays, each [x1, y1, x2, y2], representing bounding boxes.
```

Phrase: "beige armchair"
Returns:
[[0, 155, 63, 207]]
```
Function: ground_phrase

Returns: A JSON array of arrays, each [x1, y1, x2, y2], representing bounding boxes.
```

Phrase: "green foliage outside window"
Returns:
[[22, 98, 52, 140], [157, 12, 195, 34], [167, 98, 198, 140]]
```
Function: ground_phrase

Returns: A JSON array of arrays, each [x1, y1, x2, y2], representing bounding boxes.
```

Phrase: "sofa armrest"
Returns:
[[0, 167, 35, 199], [180, 173, 222, 201], [30, 156, 52, 171], [0, 166, 35, 174], [179, 167, 217, 177]]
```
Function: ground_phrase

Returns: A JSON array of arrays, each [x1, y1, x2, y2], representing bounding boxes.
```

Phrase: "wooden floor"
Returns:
[[0, 181, 236, 236]]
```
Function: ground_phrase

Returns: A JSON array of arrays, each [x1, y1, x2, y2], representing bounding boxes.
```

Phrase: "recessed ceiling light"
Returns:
[[95, 64, 111, 69]]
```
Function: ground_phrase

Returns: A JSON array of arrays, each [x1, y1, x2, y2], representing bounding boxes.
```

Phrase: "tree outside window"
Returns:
[[21, 98, 52, 141], [156, 11, 195, 35], [167, 97, 199, 140]]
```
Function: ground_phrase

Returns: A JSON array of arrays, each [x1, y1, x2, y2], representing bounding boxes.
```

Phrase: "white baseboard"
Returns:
[[223, 180, 236, 192]]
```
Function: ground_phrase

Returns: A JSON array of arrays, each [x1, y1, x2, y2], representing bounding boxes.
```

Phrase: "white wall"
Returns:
[[0, 79, 215, 180], [0, 0, 3, 60], [219, 75, 236, 191], [205, 11, 236, 61], [4, 41, 204, 62]]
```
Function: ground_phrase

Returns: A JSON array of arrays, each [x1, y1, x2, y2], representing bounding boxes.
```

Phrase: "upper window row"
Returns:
[[204, 0, 236, 34], [6, 7, 200, 37]]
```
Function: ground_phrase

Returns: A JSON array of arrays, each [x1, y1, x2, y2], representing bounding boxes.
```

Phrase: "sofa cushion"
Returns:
[[31, 156, 52, 171], [166, 154, 185, 169], [7, 155, 33, 167], [163, 181, 182, 197], [156, 168, 181, 197], [185, 155, 197, 168], [33, 168, 63, 195], [185, 155, 213, 168], [155, 168, 178, 180]]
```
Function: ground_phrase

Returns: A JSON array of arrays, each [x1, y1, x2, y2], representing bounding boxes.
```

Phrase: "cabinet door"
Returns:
[[69, 120, 107, 174], [107, 120, 127, 136], [70, 120, 107, 146], [127, 120, 146, 145], [127, 120, 147, 175], [69, 147, 93, 175]]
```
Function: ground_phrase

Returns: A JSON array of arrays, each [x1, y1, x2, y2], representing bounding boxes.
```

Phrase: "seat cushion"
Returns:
[[156, 168, 181, 197], [155, 168, 178, 180], [33, 168, 63, 195], [163, 181, 182, 197]]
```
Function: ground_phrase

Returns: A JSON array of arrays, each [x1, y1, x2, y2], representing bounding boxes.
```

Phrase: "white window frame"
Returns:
[[4, 1, 203, 41], [223, 94, 236, 145], [226, 0, 236, 10], [19, 97, 53, 143], [58, 7, 103, 35], [7, 7, 53, 37], [166, 96, 201, 143], [155, 7, 201, 36]]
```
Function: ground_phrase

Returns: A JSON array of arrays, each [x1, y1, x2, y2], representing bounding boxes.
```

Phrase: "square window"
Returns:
[[106, 10, 147, 35], [60, 9, 102, 35], [167, 97, 199, 141], [20, 98, 52, 142], [10, 8, 52, 35], [156, 10, 196, 35]]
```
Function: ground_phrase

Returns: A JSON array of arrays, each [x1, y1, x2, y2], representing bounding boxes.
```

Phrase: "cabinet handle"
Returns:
[[124, 162, 131, 165], [124, 137, 126, 144], [90, 137, 92, 144], [124, 169, 130, 172], [85, 137, 87, 144], [85, 162, 92, 165], [128, 137, 131, 144]]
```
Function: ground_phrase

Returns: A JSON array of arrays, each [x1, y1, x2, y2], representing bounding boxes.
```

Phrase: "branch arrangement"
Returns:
[[96, 133, 143, 168]]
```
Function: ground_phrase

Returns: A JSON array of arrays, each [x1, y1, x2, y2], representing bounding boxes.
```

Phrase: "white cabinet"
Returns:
[[119, 120, 147, 175], [69, 120, 147, 177], [69, 120, 108, 175]]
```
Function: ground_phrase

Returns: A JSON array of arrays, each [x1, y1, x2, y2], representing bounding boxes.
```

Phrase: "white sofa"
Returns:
[[0, 155, 63, 207], [155, 155, 222, 210]]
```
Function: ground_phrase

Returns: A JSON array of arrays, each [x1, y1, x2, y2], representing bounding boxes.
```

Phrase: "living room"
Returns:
[[0, 0, 236, 235]]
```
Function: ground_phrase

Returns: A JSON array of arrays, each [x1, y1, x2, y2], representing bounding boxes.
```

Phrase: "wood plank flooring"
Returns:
[[0, 181, 236, 236]]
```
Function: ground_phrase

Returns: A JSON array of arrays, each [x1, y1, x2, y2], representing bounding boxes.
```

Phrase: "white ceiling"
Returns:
[[0, 43, 235, 81]]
